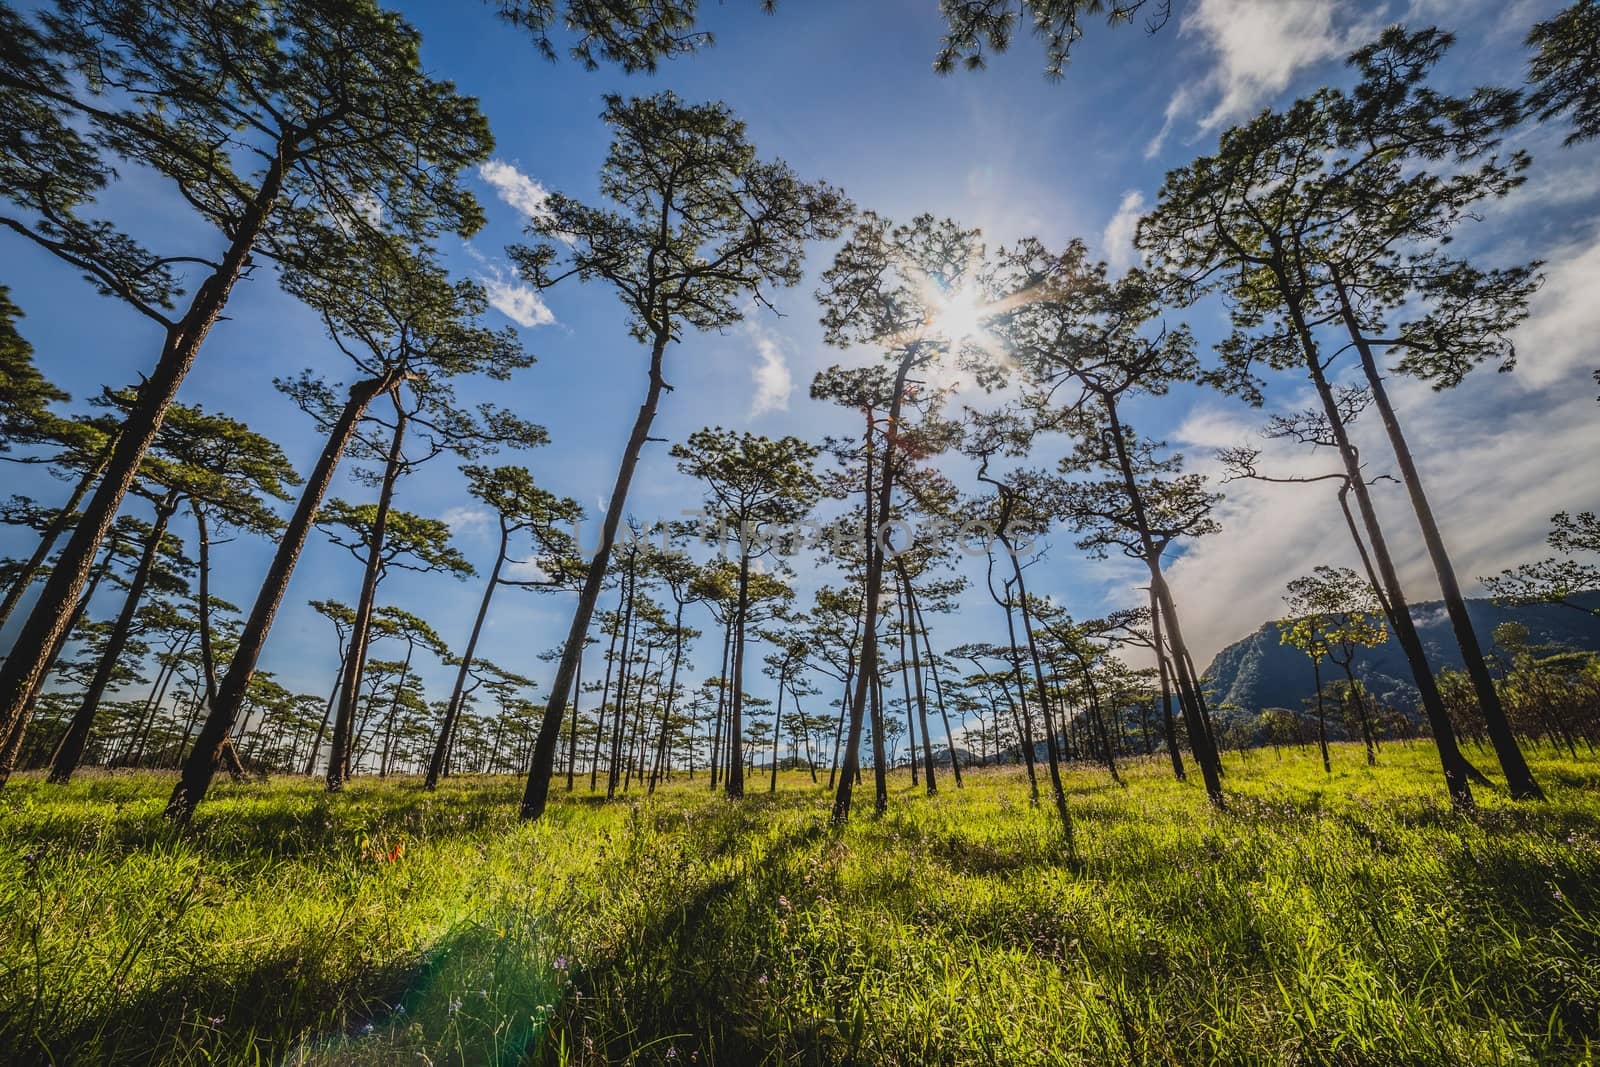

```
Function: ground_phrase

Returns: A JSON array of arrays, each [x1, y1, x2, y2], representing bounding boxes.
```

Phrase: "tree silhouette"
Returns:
[[1527, 1, 1600, 144], [313, 500, 473, 788], [510, 91, 848, 820], [426, 464, 581, 790], [673, 428, 819, 799], [0, 0, 491, 766]]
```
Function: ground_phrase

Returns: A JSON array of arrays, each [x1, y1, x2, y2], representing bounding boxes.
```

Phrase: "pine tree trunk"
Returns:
[[1332, 278, 1541, 800], [769, 666, 786, 793], [591, 600, 622, 792], [426, 526, 506, 789], [48, 493, 177, 783], [727, 547, 752, 799], [166, 369, 399, 818], [1281, 285, 1474, 808], [900, 568, 937, 794], [1007, 540, 1076, 849], [520, 337, 669, 819], [0, 450, 111, 632], [833, 364, 908, 824], [1149, 588, 1186, 782], [998, 605, 1042, 805], [910, 583, 961, 786], [649, 599, 686, 793], [378, 637, 415, 777], [709, 616, 731, 791], [1101, 393, 1223, 804], [1, 146, 293, 778], [327, 402, 407, 790], [607, 560, 638, 800]]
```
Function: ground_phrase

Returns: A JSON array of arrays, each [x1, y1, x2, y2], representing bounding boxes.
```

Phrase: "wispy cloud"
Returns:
[[748, 324, 794, 417], [482, 271, 556, 329], [442, 505, 493, 537], [1147, 0, 1376, 157], [1102, 190, 1147, 273], [464, 243, 556, 329], [479, 159, 555, 224]]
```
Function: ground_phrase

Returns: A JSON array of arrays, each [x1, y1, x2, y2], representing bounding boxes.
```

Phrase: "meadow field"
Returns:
[[2, 744, 1598, 1066]]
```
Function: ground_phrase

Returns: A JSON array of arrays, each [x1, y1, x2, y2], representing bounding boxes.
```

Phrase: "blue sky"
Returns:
[[4, 0, 1598, 731]]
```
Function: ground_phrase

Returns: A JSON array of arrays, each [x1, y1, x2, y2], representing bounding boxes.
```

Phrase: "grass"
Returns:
[[1, 743, 1598, 1065]]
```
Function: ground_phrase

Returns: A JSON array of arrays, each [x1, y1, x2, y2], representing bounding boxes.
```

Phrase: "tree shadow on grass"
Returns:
[[528, 818, 834, 1067]]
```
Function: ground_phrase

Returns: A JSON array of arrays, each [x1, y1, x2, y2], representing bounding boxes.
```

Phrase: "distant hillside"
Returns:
[[1200, 592, 1600, 719]]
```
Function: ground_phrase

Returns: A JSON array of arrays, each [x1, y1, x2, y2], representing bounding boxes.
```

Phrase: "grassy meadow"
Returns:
[[1, 743, 1598, 1065]]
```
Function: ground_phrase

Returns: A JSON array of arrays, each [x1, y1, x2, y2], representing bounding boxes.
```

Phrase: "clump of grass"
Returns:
[[1, 744, 1597, 1064]]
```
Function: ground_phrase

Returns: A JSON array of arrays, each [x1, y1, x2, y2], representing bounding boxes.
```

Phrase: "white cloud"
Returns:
[[482, 271, 556, 329], [479, 159, 555, 224], [504, 557, 551, 583], [464, 242, 556, 329], [442, 505, 493, 535], [748, 327, 793, 417], [1147, 0, 1377, 156], [1511, 229, 1600, 388], [1144, 87, 1193, 160], [1102, 190, 1147, 273]]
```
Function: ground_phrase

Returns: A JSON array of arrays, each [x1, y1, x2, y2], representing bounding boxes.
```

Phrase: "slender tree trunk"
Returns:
[[827, 610, 862, 790], [426, 526, 507, 789], [1007, 543, 1075, 849], [304, 667, 342, 776], [649, 599, 686, 794], [894, 593, 919, 787], [128, 636, 186, 766], [1100, 395, 1223, 804], [167, 369, 400, 819], [1, 145, 296, 784], [1333, 277, 1541, 800], [1337, 660, 1378, 766], [709, 616, 731, 791], [49, 493, 177, 782], [769, 666, 786, 792], [607, 561, 638, 800], [910, 584, 961, 786], [1283, 294, 1473, 808], [0, 450, 112, 632], [998, 608, 1042, 805], [328, 402, 407, 791], [623, 643, 654, 793], [521, 338, 670, 820], [1077, 654, 1122, 786], [1309, 653, 1331, 774], [1149, 588, 1186, 782], [834, 371, 907, 824], [591, 603, 621, 792], [727, 547, 752, 799], [899, 568, 937, 794], [566, 641, 584, 791], [378, 637, 415, 778]]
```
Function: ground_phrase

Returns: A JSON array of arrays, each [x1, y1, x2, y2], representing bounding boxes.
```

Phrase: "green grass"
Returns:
[[2, 743, 1599, 1065]]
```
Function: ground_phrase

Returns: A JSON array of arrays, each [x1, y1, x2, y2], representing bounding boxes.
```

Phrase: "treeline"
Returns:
[[0, 0, 1597, 841]]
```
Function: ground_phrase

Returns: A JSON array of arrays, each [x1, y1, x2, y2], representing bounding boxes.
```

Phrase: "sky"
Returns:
[[3, 0, 1598, 732]]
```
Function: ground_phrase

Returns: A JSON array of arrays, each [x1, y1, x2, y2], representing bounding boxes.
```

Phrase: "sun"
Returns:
[[925, 286, 990, 345]]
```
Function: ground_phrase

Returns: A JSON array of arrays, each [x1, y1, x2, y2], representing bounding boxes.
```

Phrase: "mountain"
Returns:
[[1199, 592, 1600, 720]]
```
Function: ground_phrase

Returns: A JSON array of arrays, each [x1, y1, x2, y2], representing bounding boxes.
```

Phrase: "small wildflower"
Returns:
[[553, 955, 569, 971], [777, 895, 792, 911], [449, 997, 462, 1016], [360, 1023, 375, 1036], [208, 1016, 225, 1027], [666, 1047, 678, 1060]]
